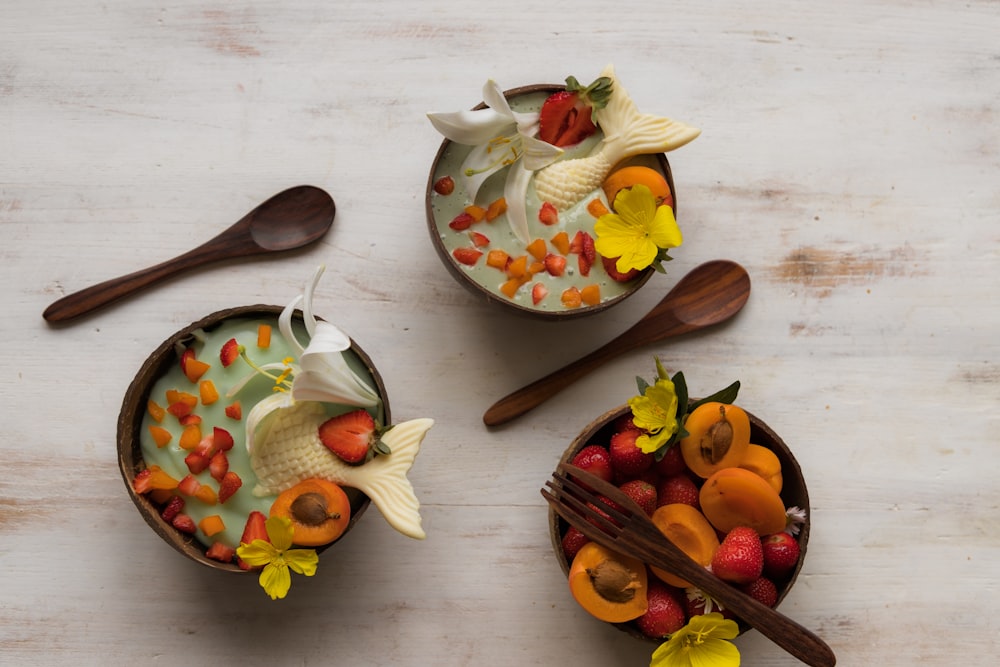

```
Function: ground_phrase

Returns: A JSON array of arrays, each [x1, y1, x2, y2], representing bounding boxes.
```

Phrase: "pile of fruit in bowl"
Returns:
[[548, 359, 810, 656], [118, 267, 433, 599], [426, 64, 700, 319]]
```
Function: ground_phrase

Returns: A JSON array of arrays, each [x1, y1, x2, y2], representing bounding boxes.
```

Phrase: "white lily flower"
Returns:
[[428, 79, 563, 244]]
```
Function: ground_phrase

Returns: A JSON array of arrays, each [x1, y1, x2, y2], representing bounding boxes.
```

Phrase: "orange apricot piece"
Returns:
[[649, 504, 720, 588], [507, 255, 529, 279], [526, 238, 547, 261], [739, 443, 783, 494], [601, 165, 673, 211], [148, 425, 172, 448], [485, 197, 507, 221], [699, 467, 787, 536], [257, 324, 272, 348], [269, 478, 351, 547], [568, 542, 649, 623], [678, 402, 751, 478], [464, 204, 487, 222], [199, 514, 225, 537], [561, 286, 583, 308], [486, 249, 510, 270], [179, 424, 202, 450], [147, 400, 166, 423], [199, 379, 219, 406], [550, 230, 570, 255], [580, 284, 601, 306], [587, 197, 610, 218]]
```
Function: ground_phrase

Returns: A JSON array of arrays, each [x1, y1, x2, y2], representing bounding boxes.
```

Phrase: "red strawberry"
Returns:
[[569, 230, 596, 276], [741, 576, 778, 607], [184, 451, 210, 475], [613, 412, 640, 433], [318, 409, 379, 464], [654, 445, 688, 477], [220, 338, 241, 367], [205, 542, 236, 564], [618, 479, 657, 516], [224, 401, 242, 420], [468, 231, 490, 247], [538, 201, 559, 225], [217, 471, 242, 504], [712, 526, 764, 584], [543, 253, 567, 277], [608, 429, 654, 479], [656, 475, 700, 509], [448, 211, 475, 230], [132, 468, 153, 494], [568, 445, 614, 484], [237, 511, 269, 570], [531, 282, 549, 305], [602, 254, 641, 282], [213, 426, 234, 451], [561, 525, 590, 562], [179, 347, 195, 374], [452, 247, 483, 266], [159, 495, 185, 523], [208, 451, 229, 481], [177, 474, 201, 497], [636, 581, 687, 639], [171, 513, 197, 534], [538, 75, 613, 147], [433, 175, 455, 195], [761, 532, 801, 579]]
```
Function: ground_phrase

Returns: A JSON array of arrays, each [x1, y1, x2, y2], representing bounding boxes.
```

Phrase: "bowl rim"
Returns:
[[548, 402, 811, 640], [117, 304, 389, 572], [424, 82, 675, 320]]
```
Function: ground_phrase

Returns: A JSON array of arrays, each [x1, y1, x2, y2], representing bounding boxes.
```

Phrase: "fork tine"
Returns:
[[550, 469, 632, 526], [541, 481, 622, 537], [555, 462, 649, 518]]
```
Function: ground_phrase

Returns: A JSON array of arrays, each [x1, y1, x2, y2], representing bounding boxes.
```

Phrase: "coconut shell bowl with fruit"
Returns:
[[118, 267, 434, 599], [425, 64, 701, 319], [548, 359, 810, 652]]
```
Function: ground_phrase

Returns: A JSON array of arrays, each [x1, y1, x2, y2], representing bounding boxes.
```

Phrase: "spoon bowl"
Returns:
[[482, 260, 751, 426], [42, 185, 335, 323]]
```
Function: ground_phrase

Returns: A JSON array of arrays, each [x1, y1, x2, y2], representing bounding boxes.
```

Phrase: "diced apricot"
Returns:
[[257, 324, 271, 349], [165, 390, 197, 409], [167, 401, 194, 419], [147, 400, 166, 423], [587, 198, 610, 218], [529, 260, 545, 275], [507, 255, 529, 279], [550, 231, 570, 255], [148, 488, 174, 504], [199, 379, 219, 405], [225, 401, 242, 420], [486, 249, 510, 270], [199, 514, 226, 537], [195, 485, 218, 505], [464, 204, 487, 222], [179, 424, 202, 450], [148, 425, 172, 448], [561, 286, 583, 308], [580, 284, 602, 306], [526, 238, 547, 261], [183, 358, 211, 383], [485, 197, 507, 221], [500, 277, 527, 298]]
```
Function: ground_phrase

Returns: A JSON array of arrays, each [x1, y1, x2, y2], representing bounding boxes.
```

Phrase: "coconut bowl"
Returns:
[[426, 83, 675, 320], [549, 403, 810, 640], [118, 305, 386, 572]]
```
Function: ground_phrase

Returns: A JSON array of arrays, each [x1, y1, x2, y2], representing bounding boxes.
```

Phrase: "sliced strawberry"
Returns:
[[602, 254, 641, 282], [531, 282, 549, 305], [184, 451, 210, 475], [208, 451, 229, 481], [132, 466, 179, 494], [318, 409, 377, 464], [178, 413, 202, 426], [177, 474, 201, 497], [194, 434, 217, 459], [167, 401, 194, 420], [538, 201, 559, 225], [452, 247, 483, 266], [537, 76, 613, 147], [179, 348, 195, 374], [218, 471, 242, 504], [448, 211, 475, 230], [224, 401, 242, 420], [543, 253, 567, 277], [220, 338, 242, 367], [205, 542, 236, 564], [468, 231, 490, 247], [238, 511, 269, 570], [159, 495, 185, 523], [570, 230, 596, 276], [171, 513, 197, 534], [213, 426, 234, 451], [433, 175, 455, 195]]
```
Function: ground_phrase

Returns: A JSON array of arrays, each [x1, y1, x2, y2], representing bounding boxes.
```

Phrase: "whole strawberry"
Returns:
[[636, 580, 687, 639], [711, 526, 764, 584], [761, 531, 801, 579], [569, 445, 614, 484], [741, 575, 778, 607], [608, 429, 654, 479], [618, 479, 657, 516], [561, 525, 590, 561], [654, 444, 688, 477], [656, 474, 700, 509]]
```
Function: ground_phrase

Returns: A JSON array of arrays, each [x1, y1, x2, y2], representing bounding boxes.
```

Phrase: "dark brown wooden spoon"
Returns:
[[483, 260, 751, 426], [43, 185, 335, 323]]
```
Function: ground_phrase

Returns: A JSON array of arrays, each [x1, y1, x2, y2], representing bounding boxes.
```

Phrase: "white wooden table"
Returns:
[[2, 1, 997, 664]]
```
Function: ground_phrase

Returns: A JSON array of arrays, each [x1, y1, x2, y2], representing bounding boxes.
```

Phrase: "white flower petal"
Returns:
[[521, 134, 564, 171], [291, 322, 379, 408], [279, 294, 306, 357], [427, 108, 512, 146], [503, 161, 535, 244], [459, 139, 509, 202]]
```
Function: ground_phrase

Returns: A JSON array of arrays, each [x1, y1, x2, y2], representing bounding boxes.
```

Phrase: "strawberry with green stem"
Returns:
[[538, 76, 613, 147]]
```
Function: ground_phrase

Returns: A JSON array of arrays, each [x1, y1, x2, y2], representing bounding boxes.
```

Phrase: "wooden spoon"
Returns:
[[483, 260, 751, 426], [42, 185, 335, 323]]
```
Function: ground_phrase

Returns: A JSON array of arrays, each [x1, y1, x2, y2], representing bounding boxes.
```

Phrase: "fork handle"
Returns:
[[644, 549, 836, 666]]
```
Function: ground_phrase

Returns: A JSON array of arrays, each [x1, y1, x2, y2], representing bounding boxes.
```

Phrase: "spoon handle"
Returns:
[[42, 221, 256, 323]]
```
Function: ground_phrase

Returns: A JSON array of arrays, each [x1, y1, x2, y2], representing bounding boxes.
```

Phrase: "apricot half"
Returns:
[[679, 402, 751, 478], [269, 478, 351, 547], [649, 503, 720, 588], [739, 443, 784, 494], [699, 467, 787, 536], [568, 542, 649, 623], [602, 166, 673, 211]]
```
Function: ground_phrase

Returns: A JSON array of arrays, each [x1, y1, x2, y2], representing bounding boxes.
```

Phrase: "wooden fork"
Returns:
[[542, 463, 836, 667]]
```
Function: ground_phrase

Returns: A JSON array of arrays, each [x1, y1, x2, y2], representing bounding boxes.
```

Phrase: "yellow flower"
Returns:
[[594, 184, 682, 273], [236, 516, 318, 600], [650, 613, 741, 667], [628, 376, 680, 454]]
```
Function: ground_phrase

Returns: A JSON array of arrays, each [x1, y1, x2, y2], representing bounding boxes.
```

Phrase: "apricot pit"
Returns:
[[269, 478, 351, 546]]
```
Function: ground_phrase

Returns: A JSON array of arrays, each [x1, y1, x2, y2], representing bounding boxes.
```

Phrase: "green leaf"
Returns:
[[690, 380, 741, 411], [672, 371, 689, 414], [635, 375, 650, 394]]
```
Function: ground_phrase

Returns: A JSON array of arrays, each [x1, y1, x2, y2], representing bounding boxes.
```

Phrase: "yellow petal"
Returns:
[[265, 516, 295, 551], [259, 562, 291, 600], [236, 540, 278, 567], [285, 549, 319, 577]]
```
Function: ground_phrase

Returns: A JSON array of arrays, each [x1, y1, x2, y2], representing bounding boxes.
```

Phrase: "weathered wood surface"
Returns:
[[2, 1, 997, 665]]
